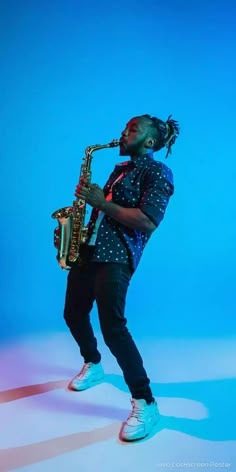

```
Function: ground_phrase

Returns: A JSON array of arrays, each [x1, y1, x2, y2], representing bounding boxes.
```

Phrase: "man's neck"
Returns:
[[130, 151, 153, 161]]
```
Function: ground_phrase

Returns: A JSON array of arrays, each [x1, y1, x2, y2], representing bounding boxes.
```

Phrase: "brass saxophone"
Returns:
[[51, 139, 120, 269]]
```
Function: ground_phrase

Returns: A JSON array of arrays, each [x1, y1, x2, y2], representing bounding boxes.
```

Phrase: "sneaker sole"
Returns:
[[68, 374, 105, 391], [119, 415, 160, 442]]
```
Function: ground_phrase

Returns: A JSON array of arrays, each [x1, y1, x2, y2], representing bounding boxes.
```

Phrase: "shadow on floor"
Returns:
[[1, 372, 235, 442]]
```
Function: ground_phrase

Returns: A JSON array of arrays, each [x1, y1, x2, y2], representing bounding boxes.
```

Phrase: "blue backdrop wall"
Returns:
[[1, 0, 235, 341]]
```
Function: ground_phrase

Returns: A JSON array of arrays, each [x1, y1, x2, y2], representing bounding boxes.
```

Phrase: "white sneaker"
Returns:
[[68, 362, 104, 391], [119, 398, 160, 441]]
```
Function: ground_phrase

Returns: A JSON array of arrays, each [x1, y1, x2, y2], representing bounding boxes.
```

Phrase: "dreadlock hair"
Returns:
[[142, 114, 180, 158]]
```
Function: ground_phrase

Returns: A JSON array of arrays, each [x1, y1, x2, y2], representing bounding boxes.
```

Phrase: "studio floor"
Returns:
[[0, 332, 235, 472]]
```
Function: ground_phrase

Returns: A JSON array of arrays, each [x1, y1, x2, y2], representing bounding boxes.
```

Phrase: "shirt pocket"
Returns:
[[112, 175, 140, 207]]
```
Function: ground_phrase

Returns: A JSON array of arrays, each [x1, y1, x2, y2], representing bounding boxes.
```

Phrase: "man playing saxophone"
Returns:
[[63, 113, 179, 441]]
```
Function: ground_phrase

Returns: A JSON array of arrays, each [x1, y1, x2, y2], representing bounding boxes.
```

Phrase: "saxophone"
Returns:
[[51, 139, 120, 269]]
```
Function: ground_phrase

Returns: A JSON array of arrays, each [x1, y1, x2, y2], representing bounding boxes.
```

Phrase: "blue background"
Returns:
[[1, 0, 235, 341]]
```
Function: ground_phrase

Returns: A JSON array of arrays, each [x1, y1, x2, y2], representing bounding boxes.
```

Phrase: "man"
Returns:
[[64, 114, 180, 441]]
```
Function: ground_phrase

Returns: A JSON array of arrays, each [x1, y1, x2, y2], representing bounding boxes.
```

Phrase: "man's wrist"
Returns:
[[99, 199, 109, 212]]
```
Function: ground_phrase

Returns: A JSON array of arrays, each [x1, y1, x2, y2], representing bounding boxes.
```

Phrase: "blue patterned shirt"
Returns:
[[86, 153, 174, 272]]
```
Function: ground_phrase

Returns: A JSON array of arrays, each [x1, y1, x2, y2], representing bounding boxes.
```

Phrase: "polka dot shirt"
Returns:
[[86, 153, 174, 272]]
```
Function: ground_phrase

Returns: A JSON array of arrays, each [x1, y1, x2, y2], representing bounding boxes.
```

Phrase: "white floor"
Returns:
[[0, 332, 235, 472]]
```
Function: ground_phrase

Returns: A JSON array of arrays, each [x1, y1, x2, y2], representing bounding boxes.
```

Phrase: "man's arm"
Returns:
[[75, 183, 156, 234], [100, 200, 156, 234]]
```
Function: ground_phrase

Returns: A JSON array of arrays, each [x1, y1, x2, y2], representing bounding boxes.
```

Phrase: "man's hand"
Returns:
[[75, 180, 156, 233], [75, 183, 106, 210]]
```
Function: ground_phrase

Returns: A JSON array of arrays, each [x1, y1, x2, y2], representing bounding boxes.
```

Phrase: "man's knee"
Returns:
[[101, 323, 129, 347], [64, 309, 75, 327]]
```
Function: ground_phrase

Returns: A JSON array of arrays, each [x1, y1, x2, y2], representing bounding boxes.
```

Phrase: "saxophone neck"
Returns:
[[85, 139, 120, 155]]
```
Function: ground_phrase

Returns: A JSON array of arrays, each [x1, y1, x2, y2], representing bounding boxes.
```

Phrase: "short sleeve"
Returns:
[[139, 162, 174, 227]]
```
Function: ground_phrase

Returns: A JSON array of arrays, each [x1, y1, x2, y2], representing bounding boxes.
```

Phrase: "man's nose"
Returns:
[[122, 129, 128, 137]]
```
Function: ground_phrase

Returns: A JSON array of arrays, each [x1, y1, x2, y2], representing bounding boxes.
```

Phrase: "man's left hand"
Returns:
[[75, 183, 106, 210]]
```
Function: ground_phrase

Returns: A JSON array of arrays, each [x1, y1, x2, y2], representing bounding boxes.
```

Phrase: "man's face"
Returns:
[[119, 116, 152, 157]]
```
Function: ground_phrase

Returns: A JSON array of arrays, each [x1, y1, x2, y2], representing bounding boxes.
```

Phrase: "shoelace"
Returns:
[[128, 400, 145, 421], [77, 363, 92, 379]]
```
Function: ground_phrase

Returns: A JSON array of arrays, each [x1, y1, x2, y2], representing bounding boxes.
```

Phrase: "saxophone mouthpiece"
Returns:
[[111, 139, 121, 146]]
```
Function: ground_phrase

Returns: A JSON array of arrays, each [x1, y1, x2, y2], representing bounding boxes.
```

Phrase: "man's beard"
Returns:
[[119, 140, 144, 157]]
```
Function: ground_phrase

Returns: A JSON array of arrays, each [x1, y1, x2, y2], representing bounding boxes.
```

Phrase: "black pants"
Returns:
[[64, 259, 154, 403]]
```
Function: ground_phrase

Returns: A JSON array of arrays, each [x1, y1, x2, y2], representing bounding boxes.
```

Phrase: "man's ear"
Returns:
[[144, 137, 156, 149]]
